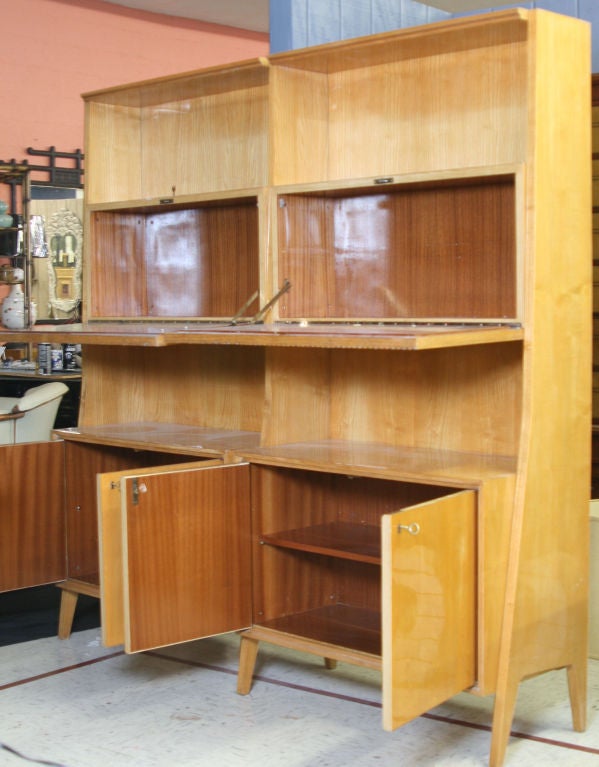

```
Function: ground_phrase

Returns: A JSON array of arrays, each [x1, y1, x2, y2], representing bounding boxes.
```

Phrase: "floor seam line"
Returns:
[[0, 650, 124, 691], [149, 650, 599, 756]]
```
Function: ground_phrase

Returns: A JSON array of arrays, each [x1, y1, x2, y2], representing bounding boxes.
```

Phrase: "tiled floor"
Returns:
[[0, 627, 598, 767]]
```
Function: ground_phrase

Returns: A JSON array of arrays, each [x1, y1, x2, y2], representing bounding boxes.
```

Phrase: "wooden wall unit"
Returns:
[[0, 10, 590, 767]]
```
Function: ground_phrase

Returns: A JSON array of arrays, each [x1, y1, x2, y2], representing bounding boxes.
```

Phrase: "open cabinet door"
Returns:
[[98, 459, 220, 647], [98, 461, 252, 653], [381, 489, 476, 730]]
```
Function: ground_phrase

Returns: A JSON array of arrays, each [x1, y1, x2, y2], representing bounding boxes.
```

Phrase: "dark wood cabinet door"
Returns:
[[99, 461, 252, 653], [0, 442, 66, 591]]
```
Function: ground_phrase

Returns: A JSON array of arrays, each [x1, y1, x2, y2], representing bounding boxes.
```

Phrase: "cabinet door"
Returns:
[[98, 461, 252, 653], [0, 442, 65, 592], [381, 489, 476, 730]]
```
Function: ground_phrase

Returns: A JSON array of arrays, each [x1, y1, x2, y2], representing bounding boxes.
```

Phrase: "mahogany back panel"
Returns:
[[277, 179, 516, 320], [89, 201, 259, 319]]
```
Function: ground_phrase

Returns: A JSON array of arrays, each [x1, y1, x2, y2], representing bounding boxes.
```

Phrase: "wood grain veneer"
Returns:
[[277, 178, 516, 320], [84, 60, 269, 203], [0, 441, 65, 591], [89, 199, 259, 320], [64, 441, 199, 585]]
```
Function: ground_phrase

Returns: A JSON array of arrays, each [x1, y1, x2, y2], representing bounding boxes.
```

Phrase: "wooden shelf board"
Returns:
[[166, 323, 524, 350], [0, 322, 523, 350], [241, 440, 517, 487], [0, 368, 81, 380], [261, 522, 381, 565], [256, 604, 382, 659], [54, 422, 261, 457], [0, 324, 169, 346]]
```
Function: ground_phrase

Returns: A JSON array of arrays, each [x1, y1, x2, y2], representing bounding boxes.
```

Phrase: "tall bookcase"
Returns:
[[0, 10, 590, 767]]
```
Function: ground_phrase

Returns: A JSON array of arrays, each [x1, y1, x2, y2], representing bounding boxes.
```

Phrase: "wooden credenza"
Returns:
[[0, 10, 591, 767]]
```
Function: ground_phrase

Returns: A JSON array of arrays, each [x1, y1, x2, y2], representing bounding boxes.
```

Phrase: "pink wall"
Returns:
[[0, 0, 269, 167]]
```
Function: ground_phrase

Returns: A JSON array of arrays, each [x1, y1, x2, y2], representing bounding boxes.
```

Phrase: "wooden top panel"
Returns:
[[239, 440, 517, 486], [2, 322, 523, 350], [270, 9, 528, 74], [82, 58, 269, 107]]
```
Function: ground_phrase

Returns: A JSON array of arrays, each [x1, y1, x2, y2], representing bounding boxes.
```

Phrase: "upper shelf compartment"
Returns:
[[87, 192, 261, 321], [269, 10, 529, 186], [275, 167, 521, 323], [83, 59, 270, 204]]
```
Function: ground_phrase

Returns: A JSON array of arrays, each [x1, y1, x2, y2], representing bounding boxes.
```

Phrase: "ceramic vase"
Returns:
[[0, 200, 13, 228], [2, 283, 25, 329]]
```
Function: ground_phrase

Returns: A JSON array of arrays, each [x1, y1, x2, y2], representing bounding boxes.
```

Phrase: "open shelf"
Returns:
[[245, 440, 517, 486], [261, 521, 381, 565], [55, 422, 262, 457], [84, 60, 269, 203], [276, 172, 518, 322], [87, 194, 260, 321]]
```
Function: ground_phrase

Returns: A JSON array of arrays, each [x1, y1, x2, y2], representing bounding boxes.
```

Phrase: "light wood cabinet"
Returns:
[[0, 9, 590, 767]]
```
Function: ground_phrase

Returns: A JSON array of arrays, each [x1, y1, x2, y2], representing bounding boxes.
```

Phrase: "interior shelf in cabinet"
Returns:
[[261, 521, 381, 564], [257, 605, 381, 657]]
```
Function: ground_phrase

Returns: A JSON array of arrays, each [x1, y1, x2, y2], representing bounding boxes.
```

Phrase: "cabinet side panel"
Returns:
[[0, 442, 65, 591], [476, 474, 516, 696], [498, 13, 592, 686]]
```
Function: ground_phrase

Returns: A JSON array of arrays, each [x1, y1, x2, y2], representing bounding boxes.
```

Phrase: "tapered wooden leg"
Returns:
[[324, 658, 337, 670], [489, 676, 519, 767], [237, 634, 260, 695], [567, 659, 587, 732], [56, 579, 100, 640], [57, 589, 79, 640]]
